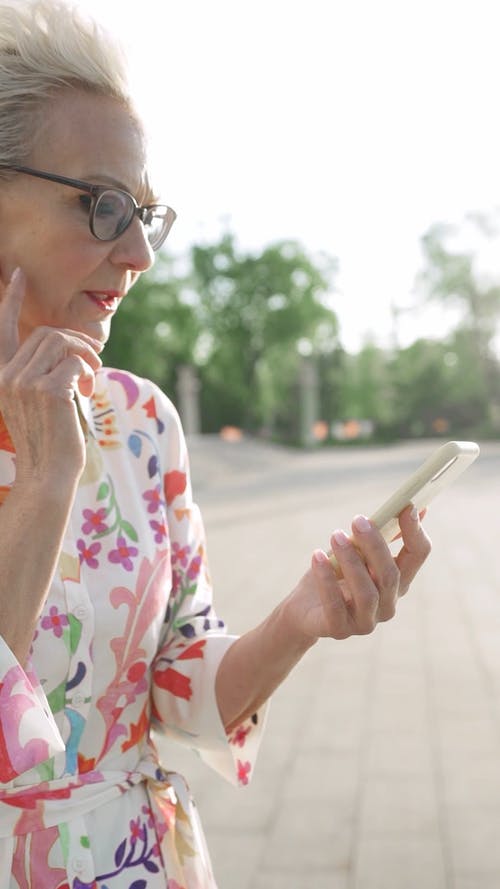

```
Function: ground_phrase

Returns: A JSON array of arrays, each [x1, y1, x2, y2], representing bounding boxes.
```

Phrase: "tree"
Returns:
[[190, 234, 339, 432], [102, 254, 200, 400], [335, 342, 394, 433], [102, 235, 340, 439], [418, 213, 500, 337], [417, 212, 500, 430]]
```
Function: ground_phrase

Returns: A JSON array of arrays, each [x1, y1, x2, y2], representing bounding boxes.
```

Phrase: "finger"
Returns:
[[6, 327, 102, 380], [311, 549, 351, 639], [350, 515, 400, 621], [394, 506, 432, 595], [64, 327, 104, 354], [38, 354, 97, 401], [329, 529, 381, 633], [0, 267, 24, 363], [388, 507, 427, 542], [34, 329, 103, 374], [77, 373, 96, 398]]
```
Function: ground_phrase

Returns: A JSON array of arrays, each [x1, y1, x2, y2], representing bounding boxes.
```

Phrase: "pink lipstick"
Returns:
[[84, 291, 123, 312]]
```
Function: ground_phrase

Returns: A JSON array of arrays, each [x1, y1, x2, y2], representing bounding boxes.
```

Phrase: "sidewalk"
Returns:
[[164, 437, 500, 889]]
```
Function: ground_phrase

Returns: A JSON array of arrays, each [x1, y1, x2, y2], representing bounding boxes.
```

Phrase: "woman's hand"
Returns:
[[0, 268, 103, 482], [284, 505, 432, 642], [216, 506, 431, 731]]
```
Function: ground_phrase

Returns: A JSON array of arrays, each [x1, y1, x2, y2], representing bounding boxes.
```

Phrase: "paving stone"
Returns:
[[453, 873, 500, 889], [359, 775, 440, 833], [180, 438, 500, 888], [252, 871, 349, 889], [260, 802, 354, 871], [354, 834, 447, 889], [446, 806, 500, 873]]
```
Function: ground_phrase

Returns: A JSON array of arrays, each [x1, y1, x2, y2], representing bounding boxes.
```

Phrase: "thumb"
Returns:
[[78, 370, 96, 398]]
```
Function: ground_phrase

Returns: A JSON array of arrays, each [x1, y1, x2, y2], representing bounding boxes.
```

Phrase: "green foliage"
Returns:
[[418, 214, 500, 339], [189, 234, 338, 432], [336, 343, 395, 429], [416, 211, 500, 433], [103, 234, 339, 436], [102, 255, 199, 396], [386, 336, 487, 437], [101, 214, 500, 444]]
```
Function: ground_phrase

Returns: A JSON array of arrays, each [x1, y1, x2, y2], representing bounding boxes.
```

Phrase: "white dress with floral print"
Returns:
[[0, 368, 264, 889]]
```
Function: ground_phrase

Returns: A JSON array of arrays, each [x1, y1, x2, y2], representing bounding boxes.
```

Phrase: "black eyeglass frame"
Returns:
[[0, 164, 176, 251]]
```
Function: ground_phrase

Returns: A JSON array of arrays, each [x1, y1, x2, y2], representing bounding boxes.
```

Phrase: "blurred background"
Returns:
[[75, 0, 500, 448], [77, 2, 500, 887]]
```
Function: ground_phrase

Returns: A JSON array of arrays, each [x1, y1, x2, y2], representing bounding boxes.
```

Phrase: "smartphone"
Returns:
[[329, 440, 480, 570]]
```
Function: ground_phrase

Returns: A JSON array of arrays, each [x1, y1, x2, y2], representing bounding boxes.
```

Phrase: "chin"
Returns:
[[84, 319, 112, 345]]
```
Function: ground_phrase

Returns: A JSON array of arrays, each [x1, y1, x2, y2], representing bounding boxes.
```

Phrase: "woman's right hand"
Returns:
[[0, 267, 103, 484]]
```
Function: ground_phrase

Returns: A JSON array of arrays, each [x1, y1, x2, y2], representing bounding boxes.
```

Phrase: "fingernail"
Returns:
[[353, 514, 372, 533], [410, 506, 419, 521], [313, 549, 329, 565], [332, 529, 350, 548], [9, 267, 22, 285]]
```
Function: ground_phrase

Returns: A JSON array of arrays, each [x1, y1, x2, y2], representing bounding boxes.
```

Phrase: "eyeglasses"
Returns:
[[0, 164, 176, 251]]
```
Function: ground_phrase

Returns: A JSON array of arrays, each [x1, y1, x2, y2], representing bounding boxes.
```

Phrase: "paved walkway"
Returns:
[[162, 437, 500, 889]]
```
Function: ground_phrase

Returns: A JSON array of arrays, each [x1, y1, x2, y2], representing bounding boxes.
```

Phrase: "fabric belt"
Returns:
[[0, 761, 217, 888], [0, 760, 165, 837]]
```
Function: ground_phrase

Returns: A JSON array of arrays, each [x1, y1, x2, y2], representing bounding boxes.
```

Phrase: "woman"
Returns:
[[0, 2, 431, 887]]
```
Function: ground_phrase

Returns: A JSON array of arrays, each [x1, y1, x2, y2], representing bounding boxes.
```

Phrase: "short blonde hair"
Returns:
[[0, 0, 134, 167]]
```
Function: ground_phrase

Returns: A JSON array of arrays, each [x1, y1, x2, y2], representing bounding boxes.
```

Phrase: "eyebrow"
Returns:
[[85, 172, 159, 205]]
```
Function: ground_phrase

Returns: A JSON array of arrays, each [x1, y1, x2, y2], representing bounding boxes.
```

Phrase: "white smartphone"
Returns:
[[329, 440, 480, 569]]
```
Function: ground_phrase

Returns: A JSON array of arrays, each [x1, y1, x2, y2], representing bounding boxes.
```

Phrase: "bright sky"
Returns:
[[81, 0, 500, 353]]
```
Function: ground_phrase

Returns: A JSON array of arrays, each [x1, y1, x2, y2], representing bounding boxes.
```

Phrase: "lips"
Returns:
[[84, 291, 124, 312]]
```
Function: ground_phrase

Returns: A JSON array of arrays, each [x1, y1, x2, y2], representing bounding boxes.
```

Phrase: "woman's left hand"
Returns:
[[285, 505, 431, 642], [217, 505, 431, 731]]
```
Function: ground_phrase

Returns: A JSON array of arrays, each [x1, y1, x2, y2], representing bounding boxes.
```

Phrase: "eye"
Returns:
[[78, 194, 91, 213], [95, 198, 119, 219]]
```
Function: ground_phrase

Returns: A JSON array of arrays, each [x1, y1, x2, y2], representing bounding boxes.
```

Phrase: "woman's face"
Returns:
[[0, 89, 156, 344]]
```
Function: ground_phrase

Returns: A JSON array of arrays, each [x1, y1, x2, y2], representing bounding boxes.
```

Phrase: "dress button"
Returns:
[[73, 858, 84, 872], [72, 693, 84, 708], [74, 606, 87, 620]]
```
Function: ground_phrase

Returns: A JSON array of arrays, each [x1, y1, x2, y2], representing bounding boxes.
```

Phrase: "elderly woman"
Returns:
[[0, 2, 431, 887]]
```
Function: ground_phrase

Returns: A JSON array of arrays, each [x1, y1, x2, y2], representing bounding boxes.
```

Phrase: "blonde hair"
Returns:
[[0, 0, 134, 167]]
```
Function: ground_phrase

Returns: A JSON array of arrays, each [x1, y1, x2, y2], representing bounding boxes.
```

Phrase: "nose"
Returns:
[[108, 217, 155, 272]]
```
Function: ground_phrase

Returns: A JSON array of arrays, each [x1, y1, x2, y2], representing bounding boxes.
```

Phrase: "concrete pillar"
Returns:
[[177, 364, 201, 436], [298, 356, 319, 447]]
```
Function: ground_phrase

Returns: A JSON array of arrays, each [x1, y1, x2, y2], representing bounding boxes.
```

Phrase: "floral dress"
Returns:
[[0, 368, 264, 889]]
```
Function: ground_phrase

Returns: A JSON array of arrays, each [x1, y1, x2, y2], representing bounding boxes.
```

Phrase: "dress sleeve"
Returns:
[[150, 399, 266, 788], [0, 638, 65, 783]]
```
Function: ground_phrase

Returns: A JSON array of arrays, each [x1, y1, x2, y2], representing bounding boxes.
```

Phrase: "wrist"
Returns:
[[276, 593, 319, 655]]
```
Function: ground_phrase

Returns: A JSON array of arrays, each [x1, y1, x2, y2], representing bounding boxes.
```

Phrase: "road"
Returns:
[[160, 437, 500, 889]]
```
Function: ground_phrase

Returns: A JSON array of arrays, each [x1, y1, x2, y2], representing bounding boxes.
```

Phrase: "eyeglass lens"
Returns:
[[92, 190, 171, 250], [93, 191, 133, 240]]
